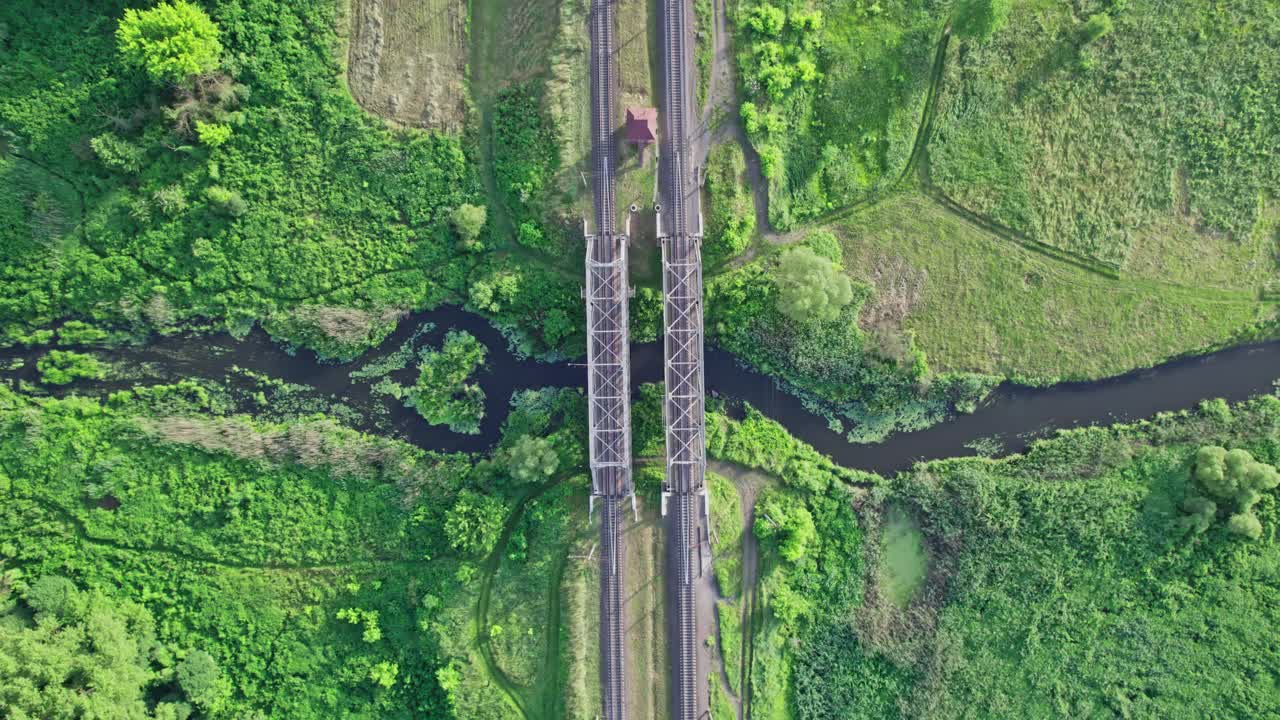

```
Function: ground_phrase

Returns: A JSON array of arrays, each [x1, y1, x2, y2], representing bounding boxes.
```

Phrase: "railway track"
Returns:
[[658, 0, 705, 718], [586, 2, 633, 719]]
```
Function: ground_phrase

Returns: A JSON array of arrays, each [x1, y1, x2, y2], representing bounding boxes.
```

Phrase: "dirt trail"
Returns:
[[694, 0, 773, 240], [706, 461, 767, 719], [474, 477, 570, 720]]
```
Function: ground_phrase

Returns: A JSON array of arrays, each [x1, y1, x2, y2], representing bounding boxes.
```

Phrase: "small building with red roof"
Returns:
[[624, 107, 657, 144]]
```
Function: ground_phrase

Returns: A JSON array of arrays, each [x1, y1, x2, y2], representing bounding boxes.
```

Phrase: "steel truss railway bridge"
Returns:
[[585, 0, 706, 718], [585, 1, 634, 719]]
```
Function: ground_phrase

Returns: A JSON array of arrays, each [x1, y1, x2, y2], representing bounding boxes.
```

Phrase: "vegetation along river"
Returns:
[[4, 306, 1279, 474]]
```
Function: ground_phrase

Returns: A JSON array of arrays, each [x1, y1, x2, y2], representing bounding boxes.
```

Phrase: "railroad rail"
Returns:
[[658, 0, 705, 718], [586, 1, 633, 719]]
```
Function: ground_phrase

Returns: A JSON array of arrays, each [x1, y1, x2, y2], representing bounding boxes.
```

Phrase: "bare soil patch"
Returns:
[[347, 0, 468, 131]]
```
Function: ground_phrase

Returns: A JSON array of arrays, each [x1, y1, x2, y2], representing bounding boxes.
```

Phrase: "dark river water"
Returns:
[[7, 306, 1279, 475]]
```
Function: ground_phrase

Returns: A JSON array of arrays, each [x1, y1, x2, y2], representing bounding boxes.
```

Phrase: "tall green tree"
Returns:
[[117, 0, 222, 85], [177, 650, 231, 713], [1188, 445, 1279, 540], [451, 204, 488, 250], [505, 435, 559, 483], [774, 246, 854, 324]]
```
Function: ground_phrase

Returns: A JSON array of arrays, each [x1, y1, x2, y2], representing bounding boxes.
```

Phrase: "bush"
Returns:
[[37, 350, 106, 384], [952, 0, 1011, 40]]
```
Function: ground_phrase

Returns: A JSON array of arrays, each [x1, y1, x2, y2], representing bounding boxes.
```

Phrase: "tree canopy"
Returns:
[[117, 0, 223, 85], [1188, 445, 1279, 539], [177, 650, 230, 713], [451, 204, 488, 250], [774, 246, 855, 324], [408, 331, 488, 434], [0, 575, 191, 719], [505, 435, 559, 484]]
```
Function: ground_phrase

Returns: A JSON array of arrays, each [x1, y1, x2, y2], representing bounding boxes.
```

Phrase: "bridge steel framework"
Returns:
[[658, 0, 706, 718], [586, 1, 633, 719]]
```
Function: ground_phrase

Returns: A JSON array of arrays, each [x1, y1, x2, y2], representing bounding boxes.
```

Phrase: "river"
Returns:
[[5, 306, 1278, 475]]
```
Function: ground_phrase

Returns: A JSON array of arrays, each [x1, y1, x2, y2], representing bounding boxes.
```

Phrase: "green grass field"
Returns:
[[832, 194, 1277, 380], [928, 0, 1280, 267]]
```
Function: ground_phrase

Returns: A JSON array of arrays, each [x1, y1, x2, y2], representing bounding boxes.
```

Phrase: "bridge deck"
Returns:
[[587, 2, 633, 719], [658, 0, 705, 719]]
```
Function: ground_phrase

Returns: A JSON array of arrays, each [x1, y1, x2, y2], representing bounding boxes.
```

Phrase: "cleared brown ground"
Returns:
[[347, 0, 467, 131]]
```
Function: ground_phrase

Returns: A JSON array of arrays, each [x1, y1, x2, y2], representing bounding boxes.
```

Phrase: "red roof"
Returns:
[[625, 107, 657, 143]]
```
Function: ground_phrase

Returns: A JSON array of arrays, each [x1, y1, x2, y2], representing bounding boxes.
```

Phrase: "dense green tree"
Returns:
[[516, 222, 547, 251], [1194, 446, 1279, 511], [0, 577, 180, 719], [117, 0, 222, 85], [444, 489, 507, 556], [952, 0, 1011, 40], [451, 204, 488, 250], [774, 246, 854, 324], [89, 133, 146, 174], [1227, 512, 1263, 540], [194, 120, 232, 147], [37, 350, 107, 385], [505, 435, 559, 483], [1184, 445, 1277, 541], [24, 576, 84, 619], [177, 650, 230, 713]]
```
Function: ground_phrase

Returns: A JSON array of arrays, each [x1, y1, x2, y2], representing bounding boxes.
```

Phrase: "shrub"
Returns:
[[37, 350, 106, 384], [952, 0, 1011, 40], [194, 121, 232, 147]]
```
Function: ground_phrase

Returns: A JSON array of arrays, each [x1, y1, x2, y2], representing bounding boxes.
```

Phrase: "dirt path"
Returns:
[[693, 0, 774, 242], [474, 476, 572, 720], [706, 461, 767, 719]]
